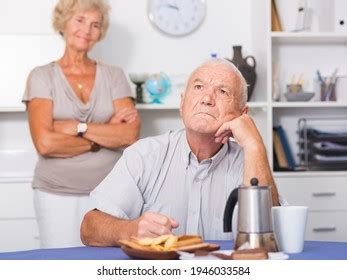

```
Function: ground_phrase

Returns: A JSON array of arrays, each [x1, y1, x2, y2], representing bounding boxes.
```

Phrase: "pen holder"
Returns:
[[319, 82, 336, 102]]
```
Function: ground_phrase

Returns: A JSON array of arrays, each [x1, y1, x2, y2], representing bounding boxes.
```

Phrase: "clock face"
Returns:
[[148, 0, 206, 36]]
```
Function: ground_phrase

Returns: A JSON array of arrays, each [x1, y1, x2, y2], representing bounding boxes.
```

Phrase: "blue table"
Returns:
[[0, 241, 346, 260]]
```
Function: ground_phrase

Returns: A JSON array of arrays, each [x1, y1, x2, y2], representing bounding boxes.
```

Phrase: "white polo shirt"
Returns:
[[90, 129, 245, 240]]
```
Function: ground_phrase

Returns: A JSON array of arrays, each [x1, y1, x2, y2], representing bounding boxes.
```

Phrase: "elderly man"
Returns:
[[81, 59, 280, 246]]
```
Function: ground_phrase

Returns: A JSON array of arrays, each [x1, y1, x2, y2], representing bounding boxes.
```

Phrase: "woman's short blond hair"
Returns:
[[52, 0, 110, 41]]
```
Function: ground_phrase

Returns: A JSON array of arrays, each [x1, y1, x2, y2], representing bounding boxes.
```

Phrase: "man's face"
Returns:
[[180, 63, 244, 135]]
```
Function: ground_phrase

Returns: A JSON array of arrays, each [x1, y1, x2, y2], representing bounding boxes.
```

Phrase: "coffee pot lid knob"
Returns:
[[250, 177, 259, 186]]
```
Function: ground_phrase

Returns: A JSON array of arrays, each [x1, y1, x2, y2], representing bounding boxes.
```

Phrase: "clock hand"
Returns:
[[159, 4, 179, 11], [167, 4, 179, 11]]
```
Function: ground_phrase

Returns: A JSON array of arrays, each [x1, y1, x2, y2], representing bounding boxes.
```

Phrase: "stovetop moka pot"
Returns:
[[223, 178, 279, 252]]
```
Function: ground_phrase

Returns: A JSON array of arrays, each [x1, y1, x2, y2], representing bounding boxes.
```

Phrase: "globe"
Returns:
[[145, 72, 171, 104]]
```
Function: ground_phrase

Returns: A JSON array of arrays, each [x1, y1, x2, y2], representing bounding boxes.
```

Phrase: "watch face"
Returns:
[[77, 123, 87, 134], [148, 0, 206, 36]]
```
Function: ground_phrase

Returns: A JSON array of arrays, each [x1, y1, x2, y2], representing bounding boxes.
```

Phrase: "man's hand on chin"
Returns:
[[214, 114, 265, 149]]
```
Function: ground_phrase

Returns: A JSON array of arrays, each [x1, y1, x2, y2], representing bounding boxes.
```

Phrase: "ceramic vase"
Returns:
[[228, 45, 257, 101]]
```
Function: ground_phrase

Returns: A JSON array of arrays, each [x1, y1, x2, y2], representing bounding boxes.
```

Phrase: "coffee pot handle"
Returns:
[[223, 188, 238, 232]]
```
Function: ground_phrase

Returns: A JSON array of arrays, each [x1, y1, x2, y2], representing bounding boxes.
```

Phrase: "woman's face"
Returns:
[[63, 9, 102, 52]]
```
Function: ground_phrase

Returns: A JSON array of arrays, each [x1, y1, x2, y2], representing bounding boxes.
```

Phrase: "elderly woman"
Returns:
[[22, 0, 140, 248]]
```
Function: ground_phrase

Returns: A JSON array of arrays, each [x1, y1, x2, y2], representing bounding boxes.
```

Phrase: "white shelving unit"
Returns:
[[0, 102, 268, 111], [274, 171, 347, 178], [267, 0, 347, 242], [271, 32, 347, 44], [136, 101, 268, 110], [136, 104, 179, 110], [272, 102, 347, 108]]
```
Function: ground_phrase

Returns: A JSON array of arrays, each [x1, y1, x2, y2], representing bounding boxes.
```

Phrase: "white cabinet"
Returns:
[[0, 219, 39, 252], [0, 181, 35, 218], [0, 150, 39, 252], [307, 212, 347, 242], [0, 179, 39, 252], [276, 175, 347, 211], [277, 174, 347, 241]]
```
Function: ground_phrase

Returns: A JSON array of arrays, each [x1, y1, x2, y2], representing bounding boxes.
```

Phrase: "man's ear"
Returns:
[[241, 105, 248, 115]]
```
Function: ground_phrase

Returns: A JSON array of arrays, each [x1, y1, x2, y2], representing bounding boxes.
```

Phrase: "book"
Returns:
[[273, 128, 288, 169], [271, 0, 283, 32], [273, 141, 280, 170], [275, 126, 296, 168]]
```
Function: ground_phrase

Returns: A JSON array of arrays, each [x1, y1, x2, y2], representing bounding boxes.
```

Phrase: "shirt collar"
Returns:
[[180, 132, 192, 169], [180, 131, 229, 170], [209, 141, 229, 171]]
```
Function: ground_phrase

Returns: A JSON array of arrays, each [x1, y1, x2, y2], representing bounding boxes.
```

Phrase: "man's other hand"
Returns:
[[132, 212, 179, 239]]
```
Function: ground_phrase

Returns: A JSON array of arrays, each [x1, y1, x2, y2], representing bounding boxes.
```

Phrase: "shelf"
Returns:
[[274, 171, 347, 178], [136, 103, 179, 110], [248, 102, 268, 109], [136, 102, 268, 110], [271, 102, 347, 108], [0, 102, 267, 112], [0, 107, 25, 112], [0, 177, 32, 183], [271, 32, 347, 44]]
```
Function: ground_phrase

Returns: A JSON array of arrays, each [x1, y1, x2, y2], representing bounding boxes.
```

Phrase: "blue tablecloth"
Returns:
[[0, 241, 346, 260]]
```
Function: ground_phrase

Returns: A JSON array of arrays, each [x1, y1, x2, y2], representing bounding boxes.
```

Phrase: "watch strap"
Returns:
[[90, 142, 101, 152]]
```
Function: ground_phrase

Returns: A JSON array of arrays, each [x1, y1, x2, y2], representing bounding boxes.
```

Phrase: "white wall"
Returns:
[[0, 0, 263, 147], [91, 0, 252, 74], [0, 0, 256, 107]]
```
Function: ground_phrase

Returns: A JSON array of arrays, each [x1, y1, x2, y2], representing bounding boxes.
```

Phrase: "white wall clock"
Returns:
[[148, 0, 206, 36]]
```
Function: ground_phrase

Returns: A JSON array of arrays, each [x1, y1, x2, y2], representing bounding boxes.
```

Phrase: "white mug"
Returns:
[[272, 206, 308, 254], [231, 205, 238, 241]]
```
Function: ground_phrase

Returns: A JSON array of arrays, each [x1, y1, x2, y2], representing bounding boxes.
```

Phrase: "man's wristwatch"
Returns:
[[77, 122, 88, 137]]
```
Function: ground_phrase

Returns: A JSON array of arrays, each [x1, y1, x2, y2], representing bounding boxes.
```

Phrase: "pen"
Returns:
[[316, 70, 324, 84], [325, 68, 338, 101]]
